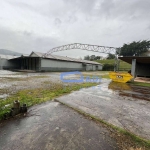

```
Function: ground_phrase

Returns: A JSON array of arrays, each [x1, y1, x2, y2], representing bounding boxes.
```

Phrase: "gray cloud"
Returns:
[[0, 26, 64, 54], [0, 0, 150, 58], [54, 18, 62, 26], [23, 31, 32, 36]]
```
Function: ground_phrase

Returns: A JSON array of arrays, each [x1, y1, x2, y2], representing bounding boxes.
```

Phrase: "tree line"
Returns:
[[120, 40, 150, 56], [84, 55, 101, 60], [84, 53, 115, 60], [84, 40, 150, 60]]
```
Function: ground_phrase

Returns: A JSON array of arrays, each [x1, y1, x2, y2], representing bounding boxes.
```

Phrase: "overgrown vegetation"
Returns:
[[84, 55, 101, 60], [102, 64, 114, 71], [0, 76, 48, 82], [107, 53, 115, 59], [96, 59, 131, 71], [100, 74, 110, 79], [0, 82, 98, 120], [129, 81, 150, 87]]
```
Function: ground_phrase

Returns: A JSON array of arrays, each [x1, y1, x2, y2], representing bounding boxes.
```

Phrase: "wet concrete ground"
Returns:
[[0, 71, 149, 149], [0, 101, 119, 150], [56, 79, 150, 140]]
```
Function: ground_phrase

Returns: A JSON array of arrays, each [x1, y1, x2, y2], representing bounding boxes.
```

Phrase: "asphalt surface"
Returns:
[[56, 80, 150, 140], [0, 101, 119, 150]]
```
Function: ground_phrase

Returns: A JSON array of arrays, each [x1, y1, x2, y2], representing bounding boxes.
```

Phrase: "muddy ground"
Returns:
[[0, 70, 107, 99], [0, 71, 61, 98]]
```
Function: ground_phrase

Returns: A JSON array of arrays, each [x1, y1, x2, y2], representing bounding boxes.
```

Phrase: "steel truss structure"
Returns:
[[43, 43, 118, 57]]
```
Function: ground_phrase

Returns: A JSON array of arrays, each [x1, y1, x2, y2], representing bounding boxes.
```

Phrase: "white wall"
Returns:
[[41, 59, 83, 71], [92, 65, 96, 71], [98, 65, 103, 70], [86, 64, 93, 71]]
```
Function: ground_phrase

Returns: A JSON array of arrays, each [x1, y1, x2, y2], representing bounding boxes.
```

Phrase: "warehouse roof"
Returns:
[[119, 56, 150, 64], [29, 51, 101, 65], [0, 54, 19, 59]]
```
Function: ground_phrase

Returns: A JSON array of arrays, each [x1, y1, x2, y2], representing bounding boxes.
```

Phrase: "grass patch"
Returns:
[[0, 77, 26, 81], [100, 74, 110, 79], [0, 76, 48, 82], [96, 59, 131, 71], [82, 72, 110, 79], [129, 81, 150, 87], [0, 82, 98, 120], [55, 100, 150, 149]]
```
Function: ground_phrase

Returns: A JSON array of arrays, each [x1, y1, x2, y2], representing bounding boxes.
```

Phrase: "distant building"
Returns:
[[0, 52, 103, 71]]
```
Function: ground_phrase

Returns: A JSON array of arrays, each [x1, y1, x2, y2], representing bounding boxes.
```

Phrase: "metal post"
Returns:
[[131, 59, 136, 78], [114, 48, 121, 72], [114, 55, 117, 72], [0, 56, 2, 70]]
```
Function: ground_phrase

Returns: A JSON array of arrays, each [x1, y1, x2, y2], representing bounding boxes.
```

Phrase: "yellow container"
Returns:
[[109, 72, 133, 83]]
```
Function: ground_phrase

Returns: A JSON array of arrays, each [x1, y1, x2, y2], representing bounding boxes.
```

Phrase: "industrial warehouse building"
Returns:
[[119, 56, 150, 78], [0, 52, 102, 71]]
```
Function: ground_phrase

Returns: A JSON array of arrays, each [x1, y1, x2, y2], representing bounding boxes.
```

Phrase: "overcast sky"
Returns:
[[0, 0, 150, 58]]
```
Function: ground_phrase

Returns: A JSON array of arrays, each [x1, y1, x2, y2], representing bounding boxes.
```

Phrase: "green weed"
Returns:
[[0, 82, 98, 120]]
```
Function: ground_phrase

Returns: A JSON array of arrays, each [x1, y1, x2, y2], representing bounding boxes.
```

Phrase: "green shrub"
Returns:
[[102, 64, 114, 71]]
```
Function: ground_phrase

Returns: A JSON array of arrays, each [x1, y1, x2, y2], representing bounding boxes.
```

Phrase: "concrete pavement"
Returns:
[[56, 80, 150, 140], [0, 101, 119, 150]]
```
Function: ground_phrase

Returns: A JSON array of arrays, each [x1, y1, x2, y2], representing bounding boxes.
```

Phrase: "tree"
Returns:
[[84, 55, 90, 60], [107, 54, 115, 59], [90, 55, 95, 60], [120, 40, 150, 56], [84, 55, 102, 60], [95, 56, 101, 60]]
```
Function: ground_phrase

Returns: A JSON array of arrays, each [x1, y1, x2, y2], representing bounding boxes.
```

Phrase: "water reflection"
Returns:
[[108, 81, 150, 101], [108, 81, 131, 91]]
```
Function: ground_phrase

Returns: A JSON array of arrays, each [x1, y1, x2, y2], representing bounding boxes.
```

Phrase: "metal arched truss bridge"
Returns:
[[43, 43, 119, 57]]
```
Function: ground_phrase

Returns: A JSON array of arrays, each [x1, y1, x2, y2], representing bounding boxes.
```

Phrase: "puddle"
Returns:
[[108, 81, 150, 101]]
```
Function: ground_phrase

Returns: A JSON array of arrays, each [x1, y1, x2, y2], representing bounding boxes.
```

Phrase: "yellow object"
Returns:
[[109, 72, 133, 83]]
